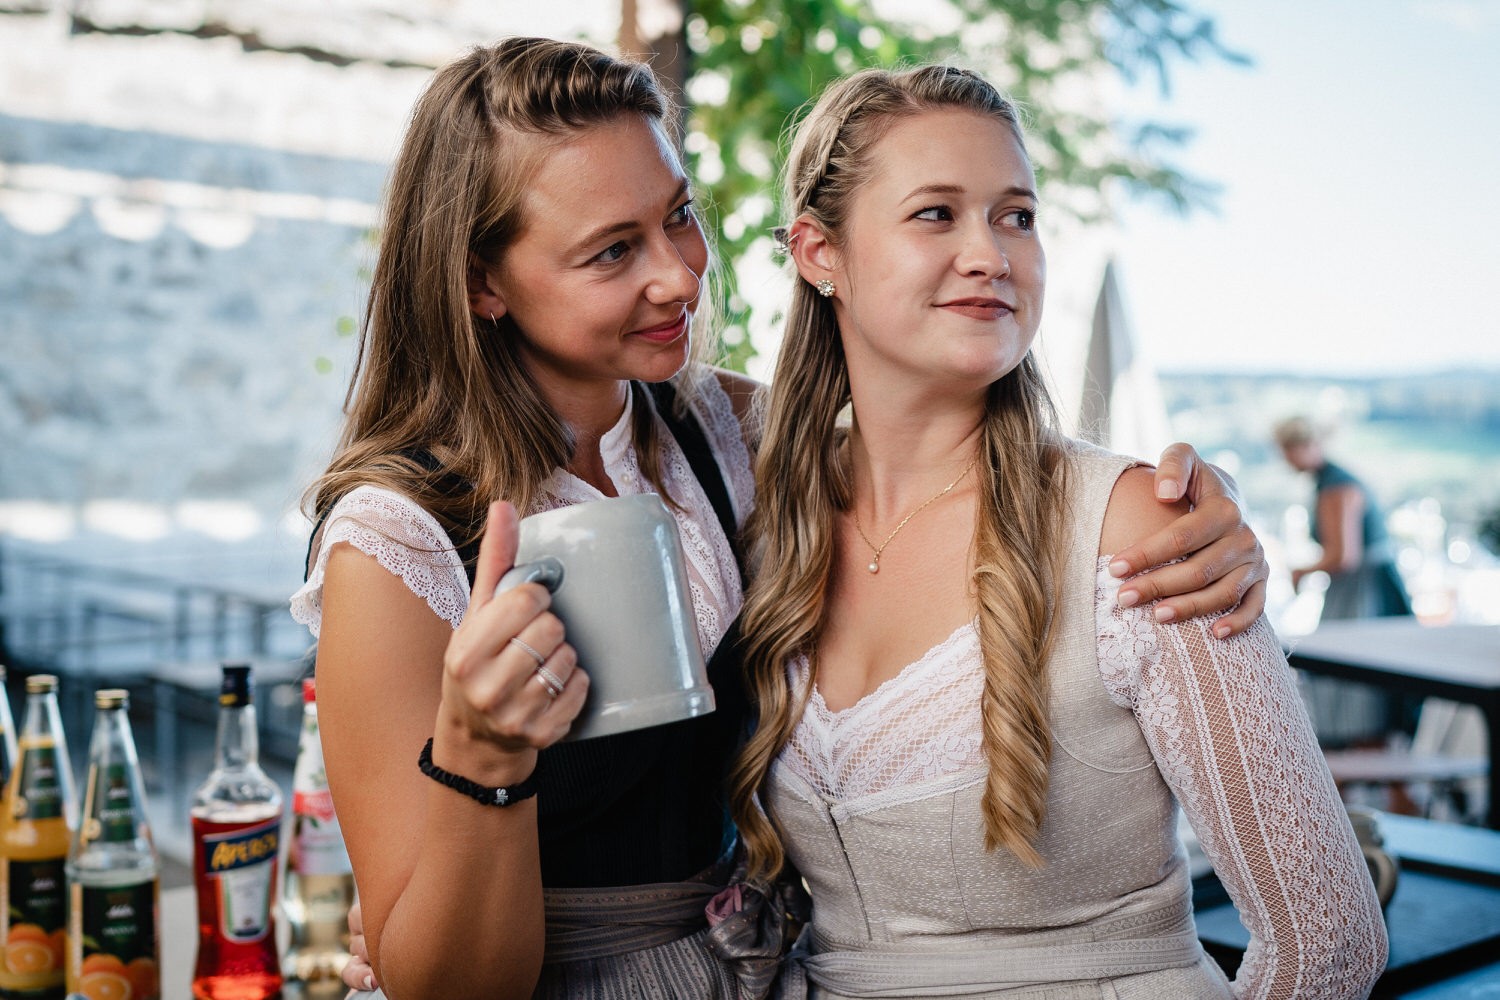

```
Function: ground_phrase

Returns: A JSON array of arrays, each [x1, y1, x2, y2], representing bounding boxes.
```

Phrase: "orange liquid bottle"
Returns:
[[190, 664, 283, 1000], [0, 674, 75, 999]]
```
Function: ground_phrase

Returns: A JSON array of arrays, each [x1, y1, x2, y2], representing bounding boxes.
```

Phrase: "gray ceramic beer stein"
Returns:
[[496, 494, 715, 741], [1345, 806, 1400, 908]]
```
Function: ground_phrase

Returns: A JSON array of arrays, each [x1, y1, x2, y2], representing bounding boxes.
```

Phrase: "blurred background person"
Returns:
[[1274, 414, 1418, 753]]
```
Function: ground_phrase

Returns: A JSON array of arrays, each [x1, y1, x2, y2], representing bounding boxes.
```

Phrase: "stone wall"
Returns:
[[0, 1, 609, 538]]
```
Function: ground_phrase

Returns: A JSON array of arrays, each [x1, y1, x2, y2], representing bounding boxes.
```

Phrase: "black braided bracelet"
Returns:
[[417, 737, 538, 807]]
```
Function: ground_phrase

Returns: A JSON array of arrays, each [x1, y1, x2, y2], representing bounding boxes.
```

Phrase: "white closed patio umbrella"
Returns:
[[1077, 259, 1174, 457]]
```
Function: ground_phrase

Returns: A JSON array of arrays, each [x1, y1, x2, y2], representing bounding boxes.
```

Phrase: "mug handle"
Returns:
[[1363, 845, 1400, 909], [495, 557, 565, 597]]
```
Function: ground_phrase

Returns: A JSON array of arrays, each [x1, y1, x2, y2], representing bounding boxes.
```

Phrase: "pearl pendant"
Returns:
[[868, 560, 880, 574]]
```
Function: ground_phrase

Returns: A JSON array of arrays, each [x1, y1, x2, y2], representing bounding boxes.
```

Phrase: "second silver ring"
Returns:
[[533, 665, 566, 698]]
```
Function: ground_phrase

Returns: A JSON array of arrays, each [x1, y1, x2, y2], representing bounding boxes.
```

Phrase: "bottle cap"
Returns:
[[25, 674, 58, 694], [302, 677, 316, 703], [220, 662, 253, 707], [95, 689, 129, 710]]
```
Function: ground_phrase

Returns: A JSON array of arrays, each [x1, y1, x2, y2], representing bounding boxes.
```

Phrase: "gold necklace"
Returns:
[[851, 457, 978, 574]]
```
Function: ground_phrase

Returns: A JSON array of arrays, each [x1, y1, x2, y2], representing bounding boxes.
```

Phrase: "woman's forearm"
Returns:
[[371, 791, 545, 1000]]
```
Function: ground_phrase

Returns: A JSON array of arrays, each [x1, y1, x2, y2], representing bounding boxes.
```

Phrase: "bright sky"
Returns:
[[1113, 0, 1500, 375]]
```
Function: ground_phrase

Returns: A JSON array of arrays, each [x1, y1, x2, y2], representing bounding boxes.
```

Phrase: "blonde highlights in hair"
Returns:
[[308, 38, 714, 545], [730, 65, 1071, 881]]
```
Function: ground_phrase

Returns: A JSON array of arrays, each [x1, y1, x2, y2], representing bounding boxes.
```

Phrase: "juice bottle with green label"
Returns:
[[66, 689, 160, 1000], [0, 674, 75, 998]]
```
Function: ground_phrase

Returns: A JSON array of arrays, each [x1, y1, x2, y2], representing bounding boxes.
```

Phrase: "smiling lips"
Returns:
[[629, 313, 689, 344], [938, 297, 1014, 321]]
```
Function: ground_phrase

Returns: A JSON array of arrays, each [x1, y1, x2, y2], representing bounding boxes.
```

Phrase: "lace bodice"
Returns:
[[780, 559, 1386, 1000], [290, 370, 753, 659]]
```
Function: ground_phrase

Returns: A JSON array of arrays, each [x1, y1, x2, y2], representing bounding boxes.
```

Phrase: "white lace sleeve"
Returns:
[[289, 485, 471, 637], [684, 368, 755, 526], [1095, 566, 1387, 1000]]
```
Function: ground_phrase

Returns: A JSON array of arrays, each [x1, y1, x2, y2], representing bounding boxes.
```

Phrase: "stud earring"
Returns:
[[815, 279, 836, 298]]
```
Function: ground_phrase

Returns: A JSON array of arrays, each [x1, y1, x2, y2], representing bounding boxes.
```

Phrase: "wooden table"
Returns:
[[1195, 813, 1500, 997], [1286, 621, 1500, 827]]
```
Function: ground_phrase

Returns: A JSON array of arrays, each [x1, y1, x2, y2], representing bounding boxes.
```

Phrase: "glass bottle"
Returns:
[[190, 664, 283, 1000], [281, 679, 354, 998], [0, 674, 75, 998], [65, 689, 160, 1000]]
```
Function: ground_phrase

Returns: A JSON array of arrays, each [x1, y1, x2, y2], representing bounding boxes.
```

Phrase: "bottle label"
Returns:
[[290, 810, 350, 877], [0, 858, 67, 982], [69, 879, 159, 998], [290, 707, 350, 877], [96, 763, 139, 844], [292, 787, 336, 824], [12, 745, 63, 820], [200, 818, 278, 944]]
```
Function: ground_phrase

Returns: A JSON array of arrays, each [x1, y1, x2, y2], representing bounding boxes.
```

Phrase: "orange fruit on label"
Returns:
[[81, 952, 127, 976], [78, 969, 133, 1000], [4, 923, 47, 944], [47, 928, 66, 966], [124, 956, 158, 999], [4, 938, 55, 974]]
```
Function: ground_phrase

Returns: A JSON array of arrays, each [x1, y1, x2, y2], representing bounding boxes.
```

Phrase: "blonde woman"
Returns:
[[297, 39, 1273, 1000], [731, 66, 1386, 998]]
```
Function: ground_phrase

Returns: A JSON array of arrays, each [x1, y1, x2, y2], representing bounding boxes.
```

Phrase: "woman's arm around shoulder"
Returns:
[[1099, 465, 1192, 565], [1106, 445, 1270, 639]]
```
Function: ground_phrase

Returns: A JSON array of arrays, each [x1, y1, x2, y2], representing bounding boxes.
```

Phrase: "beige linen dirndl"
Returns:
[[764, 445, 1235, 999]]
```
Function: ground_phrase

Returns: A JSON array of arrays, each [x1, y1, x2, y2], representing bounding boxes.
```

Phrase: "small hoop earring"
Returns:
[[815, 279, 836, 298]]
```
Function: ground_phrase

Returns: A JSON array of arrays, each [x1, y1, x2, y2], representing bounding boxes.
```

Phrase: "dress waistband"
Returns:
[[787, 898, 1202, 998], [542, 863, 730, 965]]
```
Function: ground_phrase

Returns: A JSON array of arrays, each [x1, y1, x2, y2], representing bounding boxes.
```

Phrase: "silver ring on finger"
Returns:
[[534, 664, 566, 698], [509, 636, 547, 667]]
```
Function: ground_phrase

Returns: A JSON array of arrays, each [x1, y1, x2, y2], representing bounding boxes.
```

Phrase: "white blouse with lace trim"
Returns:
[[289, 372, 751, 661], [779, 559, 1386, 1000]]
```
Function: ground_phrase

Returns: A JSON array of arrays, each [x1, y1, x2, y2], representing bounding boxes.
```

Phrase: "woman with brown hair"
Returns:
[[730, 65, 1386, 997], [295, 39, 1271, 1000]]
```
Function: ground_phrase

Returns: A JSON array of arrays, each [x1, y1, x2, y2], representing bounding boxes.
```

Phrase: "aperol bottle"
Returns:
[[0, 674, 75, 999], [190, 664, 283, 1000], [65, 689, 160, 1000]]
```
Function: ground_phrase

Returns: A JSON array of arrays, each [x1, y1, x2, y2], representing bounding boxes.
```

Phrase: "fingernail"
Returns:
[[1153, 605, 1176, 623], [1116, 589, 1139, 609], [1108, 559, 1130, 578], [1213, 623, 1231, 639], [364, 975, 375, 991], [1156, 479, 1180, 501]]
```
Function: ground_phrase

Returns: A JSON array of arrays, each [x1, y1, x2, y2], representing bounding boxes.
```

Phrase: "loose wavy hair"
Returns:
[[730, 64, 1072, 880], [307, 37, 716, 545]]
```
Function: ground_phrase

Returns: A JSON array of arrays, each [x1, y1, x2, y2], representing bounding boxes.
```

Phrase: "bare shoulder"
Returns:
[[709, 365, 766, 451], [321, 541, 453, 658], [1098, 465, 1192, 558]]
